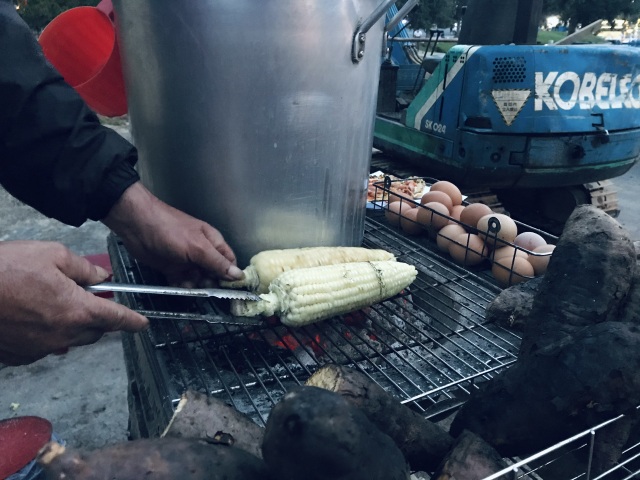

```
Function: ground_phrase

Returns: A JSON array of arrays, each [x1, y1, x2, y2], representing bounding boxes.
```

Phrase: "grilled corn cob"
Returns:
[[220, 246, 396, 294], [230, 260, 417, 327]]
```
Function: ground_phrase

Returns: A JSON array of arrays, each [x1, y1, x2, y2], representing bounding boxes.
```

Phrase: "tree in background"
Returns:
[[14, 0, 99, 32], [399, 0, 639, 34], [396, 0, 459, 31], [542, 0, 640, 32]]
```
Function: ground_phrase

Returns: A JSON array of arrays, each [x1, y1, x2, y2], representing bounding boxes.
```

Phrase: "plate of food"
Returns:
[[367, 171, 427, 208]]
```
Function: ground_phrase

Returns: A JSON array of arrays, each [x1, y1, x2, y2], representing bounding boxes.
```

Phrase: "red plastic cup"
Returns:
[[38, 0, 127, 117]]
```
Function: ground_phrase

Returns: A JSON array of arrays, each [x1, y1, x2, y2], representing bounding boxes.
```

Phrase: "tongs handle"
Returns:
[[86, 282, 261, 301]]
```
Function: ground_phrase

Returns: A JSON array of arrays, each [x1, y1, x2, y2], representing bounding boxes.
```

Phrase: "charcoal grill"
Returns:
[[113, 210, 640, 479]]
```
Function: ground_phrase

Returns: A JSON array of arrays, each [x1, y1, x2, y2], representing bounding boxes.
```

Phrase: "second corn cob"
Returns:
[[220, 246, 396, 294], [230, 260, 417, 327]]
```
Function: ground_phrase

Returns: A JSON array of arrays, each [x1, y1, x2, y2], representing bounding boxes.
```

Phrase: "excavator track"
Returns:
[[494, 181, 621, 235], [584, 180, 619, 218]]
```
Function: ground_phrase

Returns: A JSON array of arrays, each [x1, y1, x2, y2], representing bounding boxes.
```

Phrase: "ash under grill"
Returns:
[[113, 214, 516, 436]]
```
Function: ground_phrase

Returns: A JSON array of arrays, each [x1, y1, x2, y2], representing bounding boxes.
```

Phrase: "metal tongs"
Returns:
[[87, 282, 264, 326]]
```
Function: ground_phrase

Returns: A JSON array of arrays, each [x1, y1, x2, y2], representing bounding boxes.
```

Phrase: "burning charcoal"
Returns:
[[162, 390, 264, 459], [37, 438, 274, 480], [450, 321, 640, 473], [520, 205, 636, 356], [306, 364, 453, 472], [262, 386, 410, 480], [484, 276, 542, 330], [431, 430, 510, 480]]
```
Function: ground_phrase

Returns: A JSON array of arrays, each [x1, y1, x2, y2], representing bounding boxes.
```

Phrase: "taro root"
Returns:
[[450, 322, 640, 472], [484, 276, 542, 330], [617, 270, 640, 324], [162, 389, 264, 459], [431, 430, 510, 480], [452, 207, 640, 473], [37, 437, 274, 480], [262, 386, 410, 480], [306, 364, 453, 472], [520, 205, 636, 356]]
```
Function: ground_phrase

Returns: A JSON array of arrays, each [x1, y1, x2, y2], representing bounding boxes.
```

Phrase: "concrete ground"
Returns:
[[0, 120, 639, 456]]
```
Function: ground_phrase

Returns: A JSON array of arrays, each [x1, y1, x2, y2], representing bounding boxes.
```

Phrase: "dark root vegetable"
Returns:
[[37, 437, 274, 480]]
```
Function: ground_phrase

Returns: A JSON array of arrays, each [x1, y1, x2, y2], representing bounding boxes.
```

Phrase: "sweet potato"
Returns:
[[262, 386, 410, 480], [37, 437, 273, 480], [306, 364, 453, 472], [162, 389, 264, 459], [432, 430, 510, 480]]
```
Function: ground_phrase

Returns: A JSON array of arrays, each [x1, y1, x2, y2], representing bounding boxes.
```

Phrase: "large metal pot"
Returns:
[[113, 0, 390, 266]]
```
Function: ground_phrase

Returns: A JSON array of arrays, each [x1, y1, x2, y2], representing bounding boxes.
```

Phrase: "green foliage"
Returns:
[[542, 0, 640, 32], [15, 0, 100, 32], [396, 0, 459, 30], [536, 30, 567, 44]]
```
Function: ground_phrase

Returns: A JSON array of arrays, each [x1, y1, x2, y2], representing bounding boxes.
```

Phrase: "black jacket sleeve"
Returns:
[[0, 0, 140, 226]]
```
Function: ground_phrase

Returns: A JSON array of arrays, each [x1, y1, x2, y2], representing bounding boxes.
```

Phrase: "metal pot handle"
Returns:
[[352, 0, 419, 63]]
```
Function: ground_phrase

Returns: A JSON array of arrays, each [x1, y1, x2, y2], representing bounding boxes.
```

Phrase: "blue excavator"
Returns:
[[374, 0, 640, 231]]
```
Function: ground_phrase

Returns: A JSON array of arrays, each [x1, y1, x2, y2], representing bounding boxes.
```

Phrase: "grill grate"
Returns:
[[111, 214, 516, 430], [111, 213, 640, 479]]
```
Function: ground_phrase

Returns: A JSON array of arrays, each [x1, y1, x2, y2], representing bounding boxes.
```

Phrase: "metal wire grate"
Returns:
[[111, 214, 516, 429], [111, 213, 640, 479]]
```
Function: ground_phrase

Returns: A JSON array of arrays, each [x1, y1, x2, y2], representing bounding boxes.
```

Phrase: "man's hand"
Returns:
[[0, 241, 148, 366], [103, 182, 244, 287]]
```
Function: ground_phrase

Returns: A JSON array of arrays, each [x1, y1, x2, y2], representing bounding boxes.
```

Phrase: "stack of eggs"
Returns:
[[384, 180, 555, 287]]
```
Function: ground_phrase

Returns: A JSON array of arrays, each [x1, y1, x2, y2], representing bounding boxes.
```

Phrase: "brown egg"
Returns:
[[385, 201, 413, 227], [420, 190, 453, 212], [400, 208, 423, 236], [459, 203, 493, 231], [430, 181, 463, 206], [491, 246, 528, 263], [514, 232, 547, 252], [477, 213, 518, 248], [528, 244, 556, 276], [436, 224, 466, 252], [492, 256, 534, 287], [449, 205, 465, 224], [449, 233, 489, 266], [416, 202, 450, 231]]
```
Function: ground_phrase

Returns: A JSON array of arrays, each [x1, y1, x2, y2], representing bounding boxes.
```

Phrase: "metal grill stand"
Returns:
[[112, 211, 640, 479]]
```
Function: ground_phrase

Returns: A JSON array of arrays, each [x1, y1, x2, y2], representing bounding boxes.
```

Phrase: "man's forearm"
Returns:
[[0, 0, 140, 226]]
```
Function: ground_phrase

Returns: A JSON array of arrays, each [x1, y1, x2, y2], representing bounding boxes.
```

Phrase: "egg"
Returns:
[[436, 224, 467, 252], [491, 256, 534, 287], [385, 201, 413, 227], [476, 213, 518, 248], [400, 207, 423, 236], [528, 244, 556, 275], [430, 180, 463, 206], [448, 205, 465, 224], [459, 203, 493, 231], [420, 190, 453, 212], [449, 233, 489, 266], [491, 246, 528, 263], [416, 201, 450, 231], [514, 232, 547, 251]]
